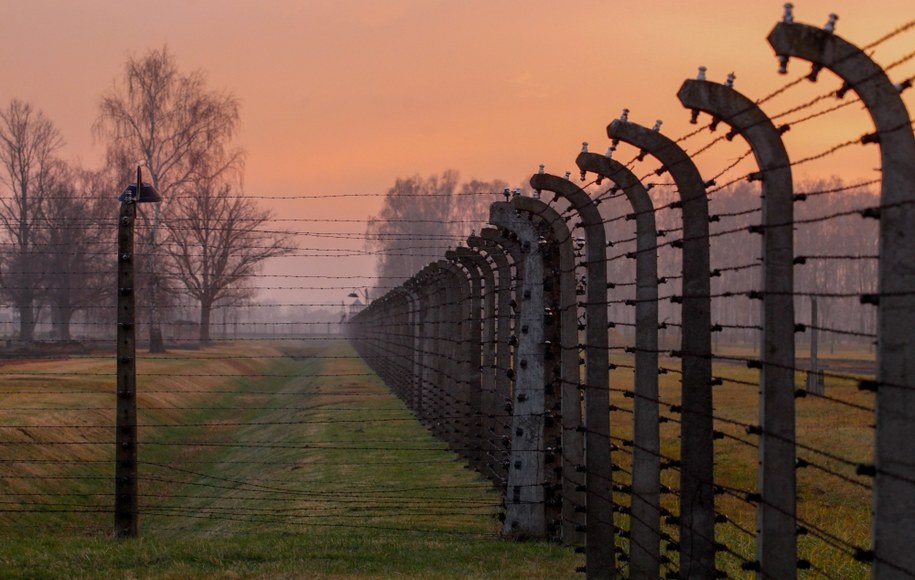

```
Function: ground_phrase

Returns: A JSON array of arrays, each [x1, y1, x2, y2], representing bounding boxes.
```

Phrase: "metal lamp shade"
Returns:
[[118, 182, 162, 203]]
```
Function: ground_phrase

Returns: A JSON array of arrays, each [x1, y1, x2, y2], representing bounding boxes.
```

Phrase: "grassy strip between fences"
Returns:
[[0, 339, 581, 579]]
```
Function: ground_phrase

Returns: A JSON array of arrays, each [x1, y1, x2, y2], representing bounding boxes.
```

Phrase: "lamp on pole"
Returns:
[[348, 288, 370, 304], [115, 166, 161, 538]]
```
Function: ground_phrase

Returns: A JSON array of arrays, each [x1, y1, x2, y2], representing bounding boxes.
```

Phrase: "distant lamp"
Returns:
[[347, 288, 369, 305]]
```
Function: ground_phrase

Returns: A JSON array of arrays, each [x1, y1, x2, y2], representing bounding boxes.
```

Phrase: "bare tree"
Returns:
[[43, 166, 117, 341], [365, 172, 506, 292], [95, 46, 243, 351], [365, 171, 459, 285], [0, 99, 64, 342], [162, 177, 293, 343], [453, 178, 509, 232]]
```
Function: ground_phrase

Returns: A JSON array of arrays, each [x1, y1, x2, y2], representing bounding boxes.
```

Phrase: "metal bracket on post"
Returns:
[[489, 201, 547, 539], [678, 76, 797, 579], [768, 19, 915, 577], [576, 153, 661, 580], [607, 118, 714, 578], [528, 173, 615, 579], [511, 195, 586, 548]]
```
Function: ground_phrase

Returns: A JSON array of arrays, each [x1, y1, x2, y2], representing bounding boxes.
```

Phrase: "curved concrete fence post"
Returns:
[[489, 201, 547, 539], [769, 18, 915, 577], [415, 264, 440, 427], [384, 292, 400, 394], [467, 237, 508, 484], [429, 262, 455, 442], [399, 286, 421, 406], [457, 246, 498, 481], [678, 76, 798, 579], [383, 288, 408, 399], [529, 172, 615, 579], [481, 229, 526, 393], [512, 195, 587, 548], [576, 151, 661, 580], [480, 227, 526, 485], [506, 206, 564, 541], [607, 117, 714, 578], [441, 260, 472, 457], [382, 290, 402, 395], [417, 267, 441, 434], [404, 278, 425, 414], [449, 249, 486, 472], [398, 288, 413, 395]]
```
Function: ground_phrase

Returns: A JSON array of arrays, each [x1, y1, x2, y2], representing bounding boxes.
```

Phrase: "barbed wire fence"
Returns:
[[0, 6, 912, 580], [350, 10, 915, 580]]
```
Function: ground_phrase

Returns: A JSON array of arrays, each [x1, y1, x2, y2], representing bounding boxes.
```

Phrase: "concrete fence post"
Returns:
[[468, 234, 511, 484], [607, 116, 714, 579], [428, 263, 453, 440], [768, 18, 915, 577], [480, 228, 526, 484], [489, 201, 548, 539], [678, 75, 798, 578], [441, 261, 470, 454], [457, 245, 499, 481], [511, 195, 587, 547], [576, 152, 661, 580], [404, 279, 426, 412], [384, 293, 399, 393], [398, 288, 419, 401], [528, 173, 616, 579], [448, 249, 485, 471], [415, 265, 440, 426]]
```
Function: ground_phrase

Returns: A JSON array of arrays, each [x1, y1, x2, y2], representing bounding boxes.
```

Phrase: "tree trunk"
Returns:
[[146, 203, 166, 354], [17, 298, 35, 343], [147, 277, 166, 352], [52, 304, 71, 341], [199, 301, 212, 344], [148, 322, 165, 352], [51, 288, 72, 341]]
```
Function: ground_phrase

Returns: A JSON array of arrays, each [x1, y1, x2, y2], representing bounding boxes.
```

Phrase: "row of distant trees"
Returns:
[[365, 173, 879, 350], [0, 47, 292, 347], [364, 171, 509, 284], [639, 179, 878, 348]]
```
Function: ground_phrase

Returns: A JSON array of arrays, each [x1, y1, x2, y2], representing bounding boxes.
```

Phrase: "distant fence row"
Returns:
[[349, 11, 915, 579]]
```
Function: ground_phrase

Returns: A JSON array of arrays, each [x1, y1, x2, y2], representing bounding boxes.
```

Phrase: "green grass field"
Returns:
[[0, 339, 581, 578], [0, 339, 875, 578], [607, 349, 874, 578]]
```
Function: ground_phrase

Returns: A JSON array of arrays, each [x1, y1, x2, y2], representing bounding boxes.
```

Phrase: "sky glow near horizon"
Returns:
[[0, 0, 912, 307]]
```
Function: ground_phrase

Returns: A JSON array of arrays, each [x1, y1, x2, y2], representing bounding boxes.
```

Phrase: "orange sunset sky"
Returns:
[[1, 0, 913, 306]]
